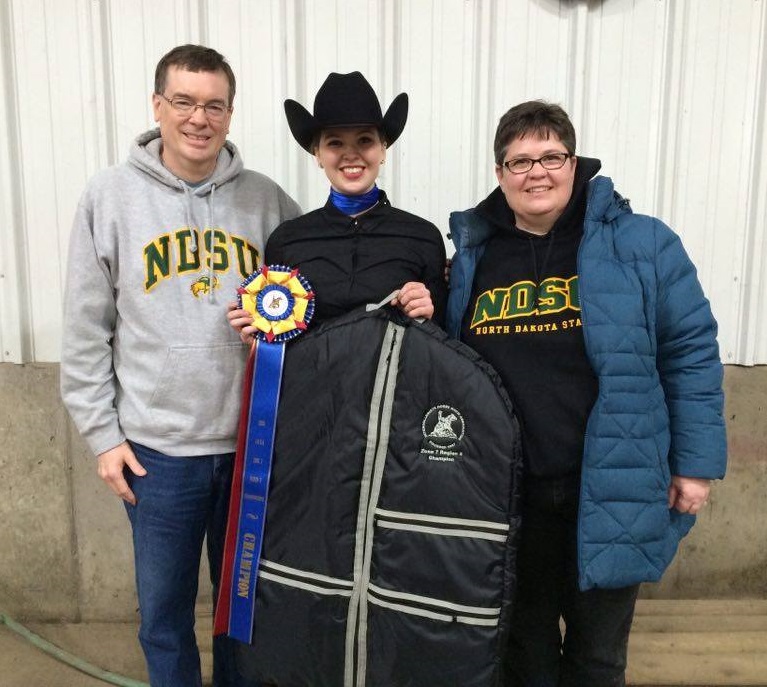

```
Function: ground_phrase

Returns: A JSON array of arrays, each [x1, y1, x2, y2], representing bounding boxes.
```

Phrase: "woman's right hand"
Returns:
[[227, 301, 256, 344], [392, 282, 434, 320]]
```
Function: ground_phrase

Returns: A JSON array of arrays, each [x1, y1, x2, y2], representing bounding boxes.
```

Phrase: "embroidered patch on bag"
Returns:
[[420, 405, 465, 462]]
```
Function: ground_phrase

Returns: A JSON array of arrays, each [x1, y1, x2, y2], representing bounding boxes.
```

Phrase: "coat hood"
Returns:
[[584, 171, 633, 224]]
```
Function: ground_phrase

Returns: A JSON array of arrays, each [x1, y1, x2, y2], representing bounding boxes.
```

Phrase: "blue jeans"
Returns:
[[124, 442, 241, 687], [506, 473, 640, 687]]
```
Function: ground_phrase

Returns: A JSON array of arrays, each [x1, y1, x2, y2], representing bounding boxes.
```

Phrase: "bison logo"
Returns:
[[191, 275, 220, 298]]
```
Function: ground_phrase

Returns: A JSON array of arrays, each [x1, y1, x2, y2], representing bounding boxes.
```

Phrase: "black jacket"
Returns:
[[235, 308, 522, 686], [265, 191, 448, 326]]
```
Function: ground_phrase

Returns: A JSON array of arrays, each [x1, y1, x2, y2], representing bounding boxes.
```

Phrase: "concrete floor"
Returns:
[[1, 601, 766, 687], [0, 621, 151, 687]]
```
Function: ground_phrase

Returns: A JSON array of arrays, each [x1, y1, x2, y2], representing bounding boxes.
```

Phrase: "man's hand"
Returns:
[[392, 282, 434, 320], [97, 442, 146, 505], [227, 301, 256, 345], [668, 475, 711, 515]]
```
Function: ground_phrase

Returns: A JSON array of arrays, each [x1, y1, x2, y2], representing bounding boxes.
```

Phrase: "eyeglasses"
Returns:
[[502, 152, 571, 174], [157, 93, 231, 122]]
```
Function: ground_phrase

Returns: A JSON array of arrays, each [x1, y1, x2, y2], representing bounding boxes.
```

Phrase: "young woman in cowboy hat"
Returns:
[[228, 71, 446, 332]]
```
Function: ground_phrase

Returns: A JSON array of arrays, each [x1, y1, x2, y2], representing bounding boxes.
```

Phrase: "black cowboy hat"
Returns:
[[284, 71, 408, 152]]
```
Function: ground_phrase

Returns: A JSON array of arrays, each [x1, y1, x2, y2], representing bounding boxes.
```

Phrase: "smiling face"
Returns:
[[496, 132, 576, 235], [152, 66, 233, 182], [314, 127, 386, 195]]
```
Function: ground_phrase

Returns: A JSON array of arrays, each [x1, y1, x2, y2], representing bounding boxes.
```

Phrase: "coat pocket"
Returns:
[[364, 509, 513, 685]]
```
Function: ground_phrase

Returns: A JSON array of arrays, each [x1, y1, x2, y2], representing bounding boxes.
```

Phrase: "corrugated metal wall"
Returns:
[[1, 0, 765, 364]]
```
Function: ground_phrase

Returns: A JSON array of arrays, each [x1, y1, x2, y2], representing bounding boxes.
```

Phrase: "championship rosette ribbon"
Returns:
[[214, 265, 315, 643]]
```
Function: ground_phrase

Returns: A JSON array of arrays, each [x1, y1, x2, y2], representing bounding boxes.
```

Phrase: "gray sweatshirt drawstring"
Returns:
[[181, 183, 198, 254], [180, 181, 218, 300], [206, 184, 217, 301]]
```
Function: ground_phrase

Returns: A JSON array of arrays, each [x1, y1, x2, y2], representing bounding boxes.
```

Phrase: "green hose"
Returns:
[[0, 613, 149, 687]]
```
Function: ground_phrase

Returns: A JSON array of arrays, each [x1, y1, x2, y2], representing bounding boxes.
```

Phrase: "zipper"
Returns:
[[575, 225, 589, 590], [344, 321, 404, 687]]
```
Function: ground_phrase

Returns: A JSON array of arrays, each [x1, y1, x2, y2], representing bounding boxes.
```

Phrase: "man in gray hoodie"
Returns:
[[60, 44, 300, 686]]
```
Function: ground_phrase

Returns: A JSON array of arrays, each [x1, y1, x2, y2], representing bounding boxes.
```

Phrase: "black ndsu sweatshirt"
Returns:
[[461, 158, 602, 479]]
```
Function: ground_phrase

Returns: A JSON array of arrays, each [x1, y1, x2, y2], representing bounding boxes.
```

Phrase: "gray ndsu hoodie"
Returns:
[[60, 129, 301, 457]]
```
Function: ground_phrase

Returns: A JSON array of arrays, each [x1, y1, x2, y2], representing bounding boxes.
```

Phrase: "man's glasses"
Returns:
[[157, 93, 231, 122], [502, 152, 571, 174]]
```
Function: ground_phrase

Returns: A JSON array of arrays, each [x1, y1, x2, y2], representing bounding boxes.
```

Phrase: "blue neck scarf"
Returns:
[[329, 185, 381, 216]]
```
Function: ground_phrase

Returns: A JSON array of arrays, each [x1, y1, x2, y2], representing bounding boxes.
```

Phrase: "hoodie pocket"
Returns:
[[148, 342, 246, 440]]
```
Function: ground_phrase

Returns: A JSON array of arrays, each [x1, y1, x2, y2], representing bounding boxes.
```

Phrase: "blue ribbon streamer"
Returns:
[[228, 340, 285, 643]]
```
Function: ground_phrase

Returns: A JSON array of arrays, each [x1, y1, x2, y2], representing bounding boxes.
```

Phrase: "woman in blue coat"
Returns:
[[447, 100, 726, 686]]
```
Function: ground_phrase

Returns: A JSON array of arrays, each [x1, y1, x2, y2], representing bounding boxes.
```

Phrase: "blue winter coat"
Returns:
[[447, 175, 727, 590]]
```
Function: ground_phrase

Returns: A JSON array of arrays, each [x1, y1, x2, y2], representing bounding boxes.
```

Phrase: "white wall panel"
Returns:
[[9, 0, 78, 361], [0, 0, 30, 362], [0, 0, 765, 363], [656, 0, 767, 365]]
